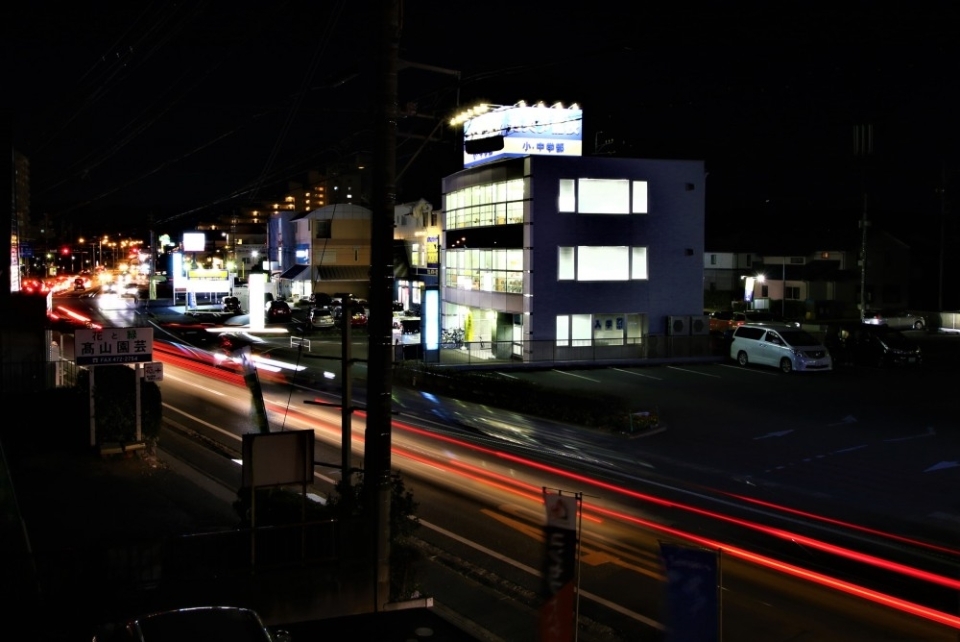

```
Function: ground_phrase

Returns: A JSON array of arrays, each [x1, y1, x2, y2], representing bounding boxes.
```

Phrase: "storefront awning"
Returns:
[[315, 265, 370, 282], [279, 264, 309, 280]]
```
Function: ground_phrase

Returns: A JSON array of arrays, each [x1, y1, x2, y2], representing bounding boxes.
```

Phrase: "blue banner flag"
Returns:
[[659, 542, 720, 642]]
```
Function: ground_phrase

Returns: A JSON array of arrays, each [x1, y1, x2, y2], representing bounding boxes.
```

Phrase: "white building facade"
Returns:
[[439, 154, 707, 364]]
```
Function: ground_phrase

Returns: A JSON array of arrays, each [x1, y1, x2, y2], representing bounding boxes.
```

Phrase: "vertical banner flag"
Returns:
[[659, 542, 720, 642], [539, 491, 578, 642]]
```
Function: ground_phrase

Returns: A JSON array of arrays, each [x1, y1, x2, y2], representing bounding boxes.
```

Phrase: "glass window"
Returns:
[[506, 201, 523, 224], [632, 180, 648, 213], [571, 314, 592, 347], [578, 246, 629, 281], [558, 179, 576, 212], [445, 178, 526, 230], [314, 220, 331, 238], [556, 315, 569, 346], [558, 247, 575, 280], [631, 247, 648, 280], [578, 179, 630, 214]]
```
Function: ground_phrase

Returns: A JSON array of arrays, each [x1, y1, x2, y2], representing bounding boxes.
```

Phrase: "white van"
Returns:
[[730, 324, 832, 373]]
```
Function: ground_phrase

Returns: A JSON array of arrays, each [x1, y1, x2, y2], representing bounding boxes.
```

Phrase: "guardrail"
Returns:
[[290, 336, 311, 351]]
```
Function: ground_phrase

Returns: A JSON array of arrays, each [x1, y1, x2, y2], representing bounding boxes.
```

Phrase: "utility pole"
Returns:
[[855, 124, 873, 321], [364, 0, 399, 612], [937, 165, 947, 312]]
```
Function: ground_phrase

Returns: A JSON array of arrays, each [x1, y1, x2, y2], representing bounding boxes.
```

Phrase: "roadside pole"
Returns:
[[364, 0, 400, 612]]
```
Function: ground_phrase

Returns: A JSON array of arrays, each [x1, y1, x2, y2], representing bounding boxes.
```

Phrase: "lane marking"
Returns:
[[762, 443, 869, 474], [666, 366, 720, 378], [552, 370, 601, 382], [418, 517, 665, 631], [163, 373, 227, 396], [718, 364, 777, 376], [611, 368, 662, 381], [483, 509, 663, 579], [884, 427, 936, 442]]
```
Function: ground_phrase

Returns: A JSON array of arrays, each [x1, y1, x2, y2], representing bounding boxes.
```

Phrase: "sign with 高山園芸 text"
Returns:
[[74, 327, 154, 365]]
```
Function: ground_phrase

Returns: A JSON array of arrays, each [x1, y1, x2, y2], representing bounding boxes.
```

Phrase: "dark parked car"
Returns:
[[826, 325, 922, 367], [306, 292, 332, 307], [221, 295, 242, 314], [743, 311, 800, 327], [92, 605, 286, 642], [265, 299, 292, 322]]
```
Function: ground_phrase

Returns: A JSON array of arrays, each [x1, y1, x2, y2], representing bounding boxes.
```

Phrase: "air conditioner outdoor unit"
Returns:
[[667, 316, 689, 335], [690, 315, 710, 335]]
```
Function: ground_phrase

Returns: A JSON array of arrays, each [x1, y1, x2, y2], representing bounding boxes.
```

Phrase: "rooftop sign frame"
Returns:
[[456, 102, 583, 169]]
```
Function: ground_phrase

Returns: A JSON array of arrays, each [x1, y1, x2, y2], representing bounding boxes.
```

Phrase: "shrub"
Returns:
[[77, 366, 162, 445]]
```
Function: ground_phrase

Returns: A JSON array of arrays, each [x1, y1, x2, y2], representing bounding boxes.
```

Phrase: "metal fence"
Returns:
[[0, 361, 60, 397], [31, 519, 349, 606], [421, 335, 719, 369]]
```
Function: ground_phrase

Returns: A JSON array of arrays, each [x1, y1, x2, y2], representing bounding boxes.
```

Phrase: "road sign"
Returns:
[[74, 327, 154, 365], [143, 362, 163, 382]]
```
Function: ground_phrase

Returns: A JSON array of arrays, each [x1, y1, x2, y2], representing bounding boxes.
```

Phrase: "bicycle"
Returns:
[[441, 328, 464, 349]]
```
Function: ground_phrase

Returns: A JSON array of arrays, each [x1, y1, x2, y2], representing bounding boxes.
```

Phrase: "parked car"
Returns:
[[708, 310, 739, 334], [92, 605, 287, 642], [306, 292, 332, 307], [335, 304, 368, 328], [730, 323, 833, 373], [828, 325, 922, 367], [308, 306, 335, 329], [743, 311, 801, 327], [220, 295, 242, 314], [348, 311, 369, 328], [265, 299, 292, 322], [862, 309, 926, 330]]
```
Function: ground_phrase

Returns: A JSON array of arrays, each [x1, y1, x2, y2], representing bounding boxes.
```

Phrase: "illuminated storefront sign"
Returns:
[[74, 327, 154, 365], [460, 102, 583, 168]]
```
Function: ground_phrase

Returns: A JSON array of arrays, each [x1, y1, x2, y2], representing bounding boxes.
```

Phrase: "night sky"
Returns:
[[11, 3, 960, 255]]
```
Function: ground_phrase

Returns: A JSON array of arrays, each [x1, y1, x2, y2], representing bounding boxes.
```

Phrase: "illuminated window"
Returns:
[[558, 179, 575, 212], [570, 314, 592, 346], [443, 248, 524, 293], [555, 246, 647, 281], [556, 178, 648, 214], [445, 178, 525, 230], [578, 246, 629, 281], [631, 247, 648, 280], [558, 247, 575, 280], [556, 315, 570, 346], [577, 179, 629, 214], [632, 181, 648, 213]]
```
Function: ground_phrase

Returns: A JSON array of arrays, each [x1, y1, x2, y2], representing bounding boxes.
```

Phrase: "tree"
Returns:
[[232, 468, 422, 601], [78, 365, 162, 445], [328, 470, 421, 601]]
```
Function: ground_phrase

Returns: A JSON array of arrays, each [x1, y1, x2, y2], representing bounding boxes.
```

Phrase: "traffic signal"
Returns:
[[61, 246, 71, 256]]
